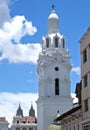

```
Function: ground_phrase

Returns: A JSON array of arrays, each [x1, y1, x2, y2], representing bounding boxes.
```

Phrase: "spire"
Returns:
[[48, 5, 59, 34], [29, 103, 35, 117], [16, 103, 23, 117]]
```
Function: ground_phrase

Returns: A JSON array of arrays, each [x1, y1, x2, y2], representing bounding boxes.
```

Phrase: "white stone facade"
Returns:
[[11, 116, 37, 130], [10, 104, 37, 130], [37, 9, 73, 130]]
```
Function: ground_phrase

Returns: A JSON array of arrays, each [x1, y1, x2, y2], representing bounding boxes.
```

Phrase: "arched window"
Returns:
[[46, 38, 49, 48], [62, 38, 65, 48], [55, 37, 58, 48], [55, 78, 59, 95]]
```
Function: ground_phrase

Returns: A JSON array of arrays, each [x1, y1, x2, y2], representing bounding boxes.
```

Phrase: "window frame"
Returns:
[[16, 128, 20, 130], [62, 38, 65, 48], [83, 74, 88, 87], [55, 78, 59, 95], [55, 37, 58, 48], [46, 38, 49, 48], [83, 48, 87, 63], [84, 99, 88, 112], [84, 125, 88, 130]]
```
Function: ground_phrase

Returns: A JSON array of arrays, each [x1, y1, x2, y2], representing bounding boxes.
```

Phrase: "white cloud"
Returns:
[[1, 15, 37, 43], [0, 0, 42, 64], [0, 13, 41, 64], [71, 93, 78, 103], [72, 67, 81, 76], [0, 42, 41, 64], [0, 92, 38, 126], [0, 0, 11, 27]]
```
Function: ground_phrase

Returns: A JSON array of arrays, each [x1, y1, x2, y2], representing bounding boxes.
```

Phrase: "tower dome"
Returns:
[[48, 7, 59, 34], [16, 104, 23, 117], [48, 124, 61, 130], [48, 10, 59, 19]]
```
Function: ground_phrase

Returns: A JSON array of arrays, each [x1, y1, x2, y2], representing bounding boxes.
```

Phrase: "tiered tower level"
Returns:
[[37, 8, 73, 130]]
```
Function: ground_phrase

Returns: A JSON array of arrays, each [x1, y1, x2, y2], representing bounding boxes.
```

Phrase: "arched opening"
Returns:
[[62, 38, 65, 48], [55, 67, 59, 71], [55, 37, 58, 48], [46, 38, 49, 48], [55, 78, 59, 95]]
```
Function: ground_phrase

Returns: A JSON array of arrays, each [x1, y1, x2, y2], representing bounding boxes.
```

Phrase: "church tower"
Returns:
[[37, 6, 73, 130]]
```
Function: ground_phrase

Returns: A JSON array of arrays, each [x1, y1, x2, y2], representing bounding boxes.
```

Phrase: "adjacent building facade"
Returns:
[[80, 27, 90, 130], [0, 117, 9, 130], [55, 27, 90, 130], [37, 7, 73, 130]]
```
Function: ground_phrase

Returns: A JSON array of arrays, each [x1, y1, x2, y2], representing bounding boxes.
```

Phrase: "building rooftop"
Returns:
[[0, 117, 8, 122]]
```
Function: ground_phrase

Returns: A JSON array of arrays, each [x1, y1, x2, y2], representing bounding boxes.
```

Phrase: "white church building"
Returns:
[[37, 6, 73, 130]]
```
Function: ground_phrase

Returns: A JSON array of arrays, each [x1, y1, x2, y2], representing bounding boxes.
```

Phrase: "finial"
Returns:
[[19, 102, 21, 108], [57, 110, 59, 114], [52, 4, 55, 10]]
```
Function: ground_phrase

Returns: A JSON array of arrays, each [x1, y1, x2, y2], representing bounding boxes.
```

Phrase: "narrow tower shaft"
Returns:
[[48, 9, 59, 34]]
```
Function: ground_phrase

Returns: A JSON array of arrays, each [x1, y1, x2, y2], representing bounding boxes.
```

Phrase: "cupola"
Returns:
[[48, 5, 59, 34]]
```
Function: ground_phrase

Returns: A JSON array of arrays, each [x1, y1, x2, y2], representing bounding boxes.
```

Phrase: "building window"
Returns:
[[55, 67, 59, 71], [83, 49, 87, 63], [22, 128, 27, 130], [62, 38, 65, 48], [84, 99, 88, 112], [16, 128, 20, 130], [46, 38, 49, 48], [55, 37, 58, 47], [84, 125, 88, 130], [55, 78, 59, 95], [17, 120, 19, 124], [77, 124, 79, 130], [29, 128, 33, 130], [83, 75, 88, 87]]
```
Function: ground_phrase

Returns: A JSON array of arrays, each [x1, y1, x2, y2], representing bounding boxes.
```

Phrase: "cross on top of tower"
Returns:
[[52, 4, 55, 10]]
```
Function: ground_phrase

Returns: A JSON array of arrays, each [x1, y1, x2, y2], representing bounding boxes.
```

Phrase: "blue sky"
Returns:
[[0, 0, 87, 93], [0, 0, 90, 124]]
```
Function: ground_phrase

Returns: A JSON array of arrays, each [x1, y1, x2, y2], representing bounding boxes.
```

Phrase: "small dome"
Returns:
[[48, 10, 59, 20], [48, 124, 61, 130]]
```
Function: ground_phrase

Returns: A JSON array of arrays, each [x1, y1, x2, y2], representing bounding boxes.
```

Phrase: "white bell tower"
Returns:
[[37, 6, 73, 130]]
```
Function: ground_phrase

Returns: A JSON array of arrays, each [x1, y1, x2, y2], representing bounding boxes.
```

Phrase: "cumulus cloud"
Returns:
[[0, 42, 41, 64], [0, 1, 41, 64], [72, 67, 81, 76], [71, 93, 78, 103], [0, 92, 38, 126], [0, 0, 11, 27]]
